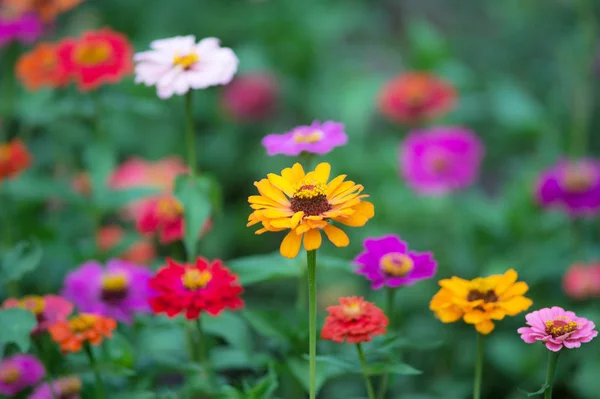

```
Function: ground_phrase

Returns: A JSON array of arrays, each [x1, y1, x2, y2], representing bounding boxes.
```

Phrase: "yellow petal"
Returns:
[[475, 320, 495, 335], [499, 296, 533, 316], [329, 185, 363, 204], [494, 269, 518, 295], [255, 180, 290, 206], [248, 195, 282, 207], [296, 222, 311, 235], [280, 230, 302, 258], [291, 163, 305, 183], [323, 224, 349, 247], [267, 173, 295, 197], [488, 308, 506, 320], [435, 307, 463, 323], [290, 212, 304, 228], [303, 229, 322, 251], [327, 181, 355, 199], [313, 162, 331, 183], [270, 218, 293, 228], [261, 208, 294, 218], [334, 201, 374, 227], [499, 281, 529, 299], [325, 174, 347, 196], [463, 310, 486, 324]]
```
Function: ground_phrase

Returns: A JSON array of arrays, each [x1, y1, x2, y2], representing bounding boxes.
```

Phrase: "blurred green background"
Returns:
[[2, 0, 600, 398]]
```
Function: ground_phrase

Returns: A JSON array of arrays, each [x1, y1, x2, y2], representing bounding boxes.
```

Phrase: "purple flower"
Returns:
[[261, 121, 348, 156], [354, 235, 437, 290], [0, 13, 44, 47], [536, 159, 600, 217], [400, 126, 484, 195], [0, 355, 44, 397], [29, 376, 82, 399], [61, 259, 153, 323]]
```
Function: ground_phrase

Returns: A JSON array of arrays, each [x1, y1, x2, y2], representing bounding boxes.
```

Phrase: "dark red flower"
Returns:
[[221, 73, 278, 121], [0, 139, 32, 181], [321, 296, 388, 344], [149, 257, 244, 320]]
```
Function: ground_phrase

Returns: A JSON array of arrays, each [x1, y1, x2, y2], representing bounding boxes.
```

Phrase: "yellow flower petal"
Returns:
[[312, 162, 331, 183], [463, 310, 486, 324], [498, 296, 533, 316], [334, 201, 374, 227], [290, 212, 304, 229], [475, 320, 495, 335], [270, 218, 294, 228], [435, 307, 463, 323], [291, 163, 305, 182], [494, 269, 518, 295], [261, 209, 294, 218], [498, 281, 529, 299], [255, 180, 290, 206], [267, 173, 295, 197], [303, 229, 322, 251], [296, 223, 311, 235], [488, 308, 506, 320], [325, 174, 347, 196], [323, 224, 349, 247], [327, 181, 356, 199], [280, 230, 302, 258]]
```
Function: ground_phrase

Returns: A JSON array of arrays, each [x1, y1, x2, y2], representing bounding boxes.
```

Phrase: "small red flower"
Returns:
[[136, 195, 184, 244], [321, 296, 388, 344], [221, 73, 278, 121], [0, 139, 32, 181], [57, 28, 133, 91], [378, 72, 456, 125], [16, 42, 70, 91], [149, 257, 244, 320]]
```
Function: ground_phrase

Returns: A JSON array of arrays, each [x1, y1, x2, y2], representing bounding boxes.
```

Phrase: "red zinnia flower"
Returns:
[[136, 195, 184, 244], [0, 139, 32, 181], [16, 42, 69, 91], [321, 296, 388, 344], [57, 28, 133, 91], [378, 72, 456, 125], [149, 257, 244, 319]]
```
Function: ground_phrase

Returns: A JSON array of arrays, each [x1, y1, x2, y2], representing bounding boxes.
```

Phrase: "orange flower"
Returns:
[[4, 0, 85, 21], [49, 313, 116, 353], [321, 297, 388, 343], [0, 139, 32, 181], [378, 72, 456, 125], [16, 42, 69, 91]]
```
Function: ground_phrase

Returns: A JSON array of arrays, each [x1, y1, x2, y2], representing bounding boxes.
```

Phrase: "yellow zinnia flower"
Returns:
[[430, 269, 532, 334], [247, 162, 374, 258]]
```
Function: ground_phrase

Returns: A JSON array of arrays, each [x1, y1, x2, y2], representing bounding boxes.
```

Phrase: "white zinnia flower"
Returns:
[[134, 35, 238, 99]]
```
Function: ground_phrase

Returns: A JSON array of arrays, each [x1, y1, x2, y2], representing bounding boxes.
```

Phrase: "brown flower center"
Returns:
[[100, 272, 129, 302], [467, 289, 498, 303], [0, 365, 20, 384], [74, 41, 112, 66], [181, 269, 212, 290], [290, 182, 332, 216], [545, 318, 578, 338], [379, 252, 413, 277], [173, 53, 199, 70]]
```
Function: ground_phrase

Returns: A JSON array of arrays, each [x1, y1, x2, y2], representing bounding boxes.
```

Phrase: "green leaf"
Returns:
[[203, 312, 252, 351], [245, 366, 279, 398], [242, 310, 290, 342], [318, 255, 355, 272], [311, 355, 357, 371], [174, 175, 212, 259], [212, 347, 269, 371], [84, 140, 116, 202], [364, 362, 422, 376], [1, 240, 43, 282], [0, 308, 37, 351], [287, 356, 347, 395], [107, 332, 135, 370], [518, 384, 549, 397], [227, 252, 300, 286]]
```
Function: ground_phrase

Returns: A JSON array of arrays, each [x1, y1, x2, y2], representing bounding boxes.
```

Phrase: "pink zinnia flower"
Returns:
[[563, 262, 600, 300], [261, 121, 348, 156], [518, 307, 598, 352], [2, 295, 73, 335], [0, 354, 45, 397], [134, 36, 238, 99], [0, 12, 44, 47], [29, 376, 82, 399], [535, 159, 600, 217], [400, 126, 484, 195], [136, 195, 184, 244], [221, 73, 278, 121]]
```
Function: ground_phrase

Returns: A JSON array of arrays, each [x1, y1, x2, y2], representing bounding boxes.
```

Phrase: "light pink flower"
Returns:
[[134, 35, 238, 99], [261, 121, 348, 156], [518, 306, 598, 352], [563, 263, 600, 299]]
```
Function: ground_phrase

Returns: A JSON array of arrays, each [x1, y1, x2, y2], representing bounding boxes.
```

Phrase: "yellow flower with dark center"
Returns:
[[430, 269, 532, 334], [247, 162, 374, 258]]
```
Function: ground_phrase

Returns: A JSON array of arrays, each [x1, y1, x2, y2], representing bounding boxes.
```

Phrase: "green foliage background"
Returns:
[[1, 0, 600, 398]]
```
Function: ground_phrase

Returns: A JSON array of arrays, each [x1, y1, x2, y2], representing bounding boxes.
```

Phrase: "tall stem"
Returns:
[[544, 351, 560, 399], [185, 91, 197, 179], [356, 344, 376, 399], [185, 320, 197, 362], [306, 249, 317, 399], [84, 343, 106, 399], [376, 288, 396, 399], [473, 333, 484, 399]]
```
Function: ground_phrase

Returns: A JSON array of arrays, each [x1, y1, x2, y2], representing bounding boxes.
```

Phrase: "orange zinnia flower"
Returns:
[[4, 0, 85, 21], [16, 42, 69, 91], [321, 296, 388, 343], [0, 139, 32, 181], [247, 162, 374, 258], [49, 313, 116, 353]]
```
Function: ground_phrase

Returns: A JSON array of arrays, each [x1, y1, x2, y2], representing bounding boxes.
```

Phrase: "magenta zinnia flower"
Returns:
[[0, 355, 45, 397], [518, 307, 598, 352], [62, 259, 153, 323], [2, 295, 73, 335], [261, 121, 348, 156], [400, 126, 483, 195], [354, 234, 437, 290], [29, 376, 82, 399], [0, 13, 44, 47], [535, 159, 600, 217]]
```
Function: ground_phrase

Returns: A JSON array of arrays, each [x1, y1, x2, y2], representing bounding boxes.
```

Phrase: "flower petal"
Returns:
[[323, 224, 350, 247], [280, 230, 302, 259], [267, 173, 295, 197], [303, 229, 322, 251], [475, 320, 495, 335]]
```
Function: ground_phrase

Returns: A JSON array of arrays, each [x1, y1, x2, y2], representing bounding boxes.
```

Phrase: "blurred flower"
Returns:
[[62, 259, 153, 323], [261, 121, 348, 157], [222, 73, 278, 121], [0, 139, 32, 181], [49, 312, 116, 353], [4, 0, 84, 21], [563, 262, 600, 299], [57, 27, 133, 91], [354, 234, 437, 290], [0, 354, 44, 397], [149, 257, 244, 319], [248, 162, 374, 258], [400, 126, 483, 195], [518, 307, 598, 352], [378, 72, 456, 125], [430, 269, 532, 334], [70, 171, 91, 195], [97, 225, 156, 264], [29, 376, 82, 399], [134, 35, 238, 99], [0, 12, 43, 47], [321, 297, 388, 343], [535, 159, 600, 217], [136, 195, 184, 244], [16, 42, 69, 91], [2, 295, 73, 335]]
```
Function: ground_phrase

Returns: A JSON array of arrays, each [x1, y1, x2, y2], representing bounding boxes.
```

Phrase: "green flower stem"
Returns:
[[34, 338, 58, 399], [195, 317, 214, 383], [296, 263, 307, 315], [307, 249, 317, 399], [544, 351, 560, 399], [473, 333, 484, 399], [376, 287, 397, 399], [185, 320, 198, 362], [185, 91, 197, 179], [356, 343, 376, 399], [84, 343, 106, 399]]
